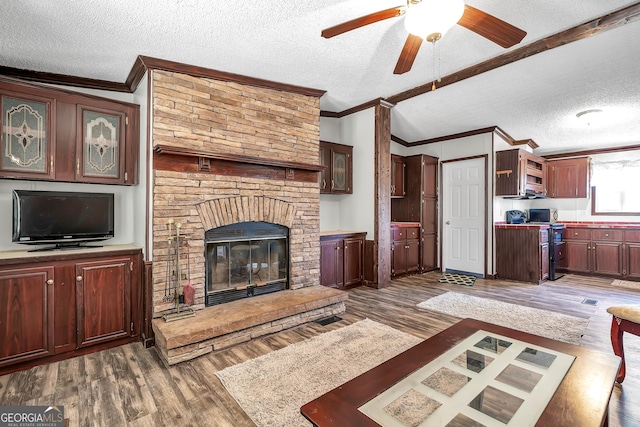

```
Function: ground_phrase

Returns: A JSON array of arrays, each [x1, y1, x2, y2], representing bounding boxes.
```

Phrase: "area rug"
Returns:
[[215, 319, 422, 427], [417, 292, 589, 345], [611, 279, 640, 290], [438, 272, 476, 286]]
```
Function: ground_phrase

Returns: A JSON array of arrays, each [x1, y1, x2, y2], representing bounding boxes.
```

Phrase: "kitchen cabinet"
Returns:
[[546, 157, 590, 198], [495, 226, 549, 284], [391, 154, 439, 272], [0, 246, 142, 374], [319, 141, 352, 194], [495, 149, 546, 197], [564, 227, 624, 276], [625, 230, 640, 280], [320, 232, 364, 288], [0, 77, 139, 185], [391, 225, 420, 277], [391, 154, 405, 198]]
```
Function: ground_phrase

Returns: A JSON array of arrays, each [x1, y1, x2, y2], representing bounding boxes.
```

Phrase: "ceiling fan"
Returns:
[[321, 0, 527, 75]]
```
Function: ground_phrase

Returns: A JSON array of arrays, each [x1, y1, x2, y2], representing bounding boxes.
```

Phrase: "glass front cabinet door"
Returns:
[[77, 105, 127, 184], [1, 92, 55, 179]]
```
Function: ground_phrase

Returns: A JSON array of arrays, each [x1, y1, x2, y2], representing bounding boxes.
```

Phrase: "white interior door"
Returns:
[[442, 157, 485, 276]]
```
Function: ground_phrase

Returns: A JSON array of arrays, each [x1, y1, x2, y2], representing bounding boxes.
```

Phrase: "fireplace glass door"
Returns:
[[205, 222, 288, 306]]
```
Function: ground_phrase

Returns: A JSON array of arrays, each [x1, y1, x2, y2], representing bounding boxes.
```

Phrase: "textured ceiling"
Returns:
[[1, 0, 639, 154]]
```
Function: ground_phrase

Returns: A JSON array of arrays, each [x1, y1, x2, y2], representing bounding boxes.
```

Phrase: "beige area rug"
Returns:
[[417, 292, 589, 345], [215, 319, 422, 427], [611, 279, 640, 290]]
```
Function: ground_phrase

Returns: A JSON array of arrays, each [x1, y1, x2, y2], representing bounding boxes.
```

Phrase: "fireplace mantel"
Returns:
[[153, 144, 324, 182]]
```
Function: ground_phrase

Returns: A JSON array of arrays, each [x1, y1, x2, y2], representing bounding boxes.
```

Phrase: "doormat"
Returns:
[[438, 273, 476, 286], [611, 279, 640, 290]]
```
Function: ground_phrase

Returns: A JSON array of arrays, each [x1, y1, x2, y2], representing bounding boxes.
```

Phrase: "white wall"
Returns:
[[319, 111, 376, 239], [0, 82, 148, 252]]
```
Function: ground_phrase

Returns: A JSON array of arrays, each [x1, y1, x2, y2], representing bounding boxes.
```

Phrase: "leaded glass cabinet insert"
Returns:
[[1, 94, 53, 177], [78, 106, 126, 182]]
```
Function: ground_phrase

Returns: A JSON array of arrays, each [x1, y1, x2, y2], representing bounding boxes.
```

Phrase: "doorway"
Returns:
[[442, 156, 486, 276]]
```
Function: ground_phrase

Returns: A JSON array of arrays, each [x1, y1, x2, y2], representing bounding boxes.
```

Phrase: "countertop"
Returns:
[[390, 222, 421, 228], [563, 221, 640, 229], [320, 230, 367, 237], [495, 223, 551, 230]]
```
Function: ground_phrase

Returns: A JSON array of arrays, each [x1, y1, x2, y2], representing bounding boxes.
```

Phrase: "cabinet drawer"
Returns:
[[591, 229, 623, 242], [566, 228, 591, 240], [392, 228, 405, 241], [624, 230, 640, 243], [406, 227, 419, 240]]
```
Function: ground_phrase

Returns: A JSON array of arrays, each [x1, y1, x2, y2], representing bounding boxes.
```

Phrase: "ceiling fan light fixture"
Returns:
[[404, 0, 465, 40]]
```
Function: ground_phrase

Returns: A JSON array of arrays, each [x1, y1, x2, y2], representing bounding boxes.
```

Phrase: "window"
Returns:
[[591, 158, 640, 215]]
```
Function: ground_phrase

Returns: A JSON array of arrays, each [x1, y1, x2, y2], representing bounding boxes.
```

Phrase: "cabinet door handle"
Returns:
[[76, 275, 83, 282], [331, 180, 335, 190], [46, 279, 54, 285], [605, 233, 609, 237], [322, 179, 326, 189]]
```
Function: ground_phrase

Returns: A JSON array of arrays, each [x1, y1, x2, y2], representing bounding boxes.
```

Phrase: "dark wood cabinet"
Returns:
[[391, 154, 405, 198], [76, 257, 132, 347], [320, 232, 364, 288], [546, 157, 590, 198], [564, 227, 624, 277], [0, 246, 142, 374], [319, 141, 352, 194], [0, 266, 55, 367], [495, 149, 546, 197], [391, 225, 420, 277], [623, 230, 640, 279], [391, 154, 438, 273], [496, 226, 549, 284], [0, 77, 139, 185]]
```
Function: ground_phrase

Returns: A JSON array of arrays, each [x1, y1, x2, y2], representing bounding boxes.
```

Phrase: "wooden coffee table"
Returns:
[[301, 318, 620, 427]]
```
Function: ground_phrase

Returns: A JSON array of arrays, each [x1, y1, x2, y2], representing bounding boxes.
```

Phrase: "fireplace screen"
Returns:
[[205, 222, 288, 306]]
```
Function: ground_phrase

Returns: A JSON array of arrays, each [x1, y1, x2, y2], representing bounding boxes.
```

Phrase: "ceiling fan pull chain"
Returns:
[[431, 38, 437, 91]]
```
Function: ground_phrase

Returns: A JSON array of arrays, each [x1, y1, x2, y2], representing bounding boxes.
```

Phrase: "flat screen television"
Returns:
[[12, 190, 114, 251]]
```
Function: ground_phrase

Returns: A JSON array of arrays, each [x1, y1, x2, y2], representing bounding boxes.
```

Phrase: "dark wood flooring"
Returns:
[[1, 273, 639, 426]]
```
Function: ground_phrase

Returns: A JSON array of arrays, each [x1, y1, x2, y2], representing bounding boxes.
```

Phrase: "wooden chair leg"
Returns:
[[610, 316, 626, 383]]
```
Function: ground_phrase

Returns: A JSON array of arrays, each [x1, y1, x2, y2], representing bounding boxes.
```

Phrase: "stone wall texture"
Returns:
[[151, 70, 321, 316]]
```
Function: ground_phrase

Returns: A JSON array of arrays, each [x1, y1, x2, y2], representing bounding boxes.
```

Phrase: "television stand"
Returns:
[[28, 242, 104, 252]]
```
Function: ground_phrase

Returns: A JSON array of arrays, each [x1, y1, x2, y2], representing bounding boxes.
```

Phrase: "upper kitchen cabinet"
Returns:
[[0, 78, 139, 185], [391, 154, 405, 198], [319, 140, 352, 194], [546, 157, 590, 198], [495, 149, 546, 197]]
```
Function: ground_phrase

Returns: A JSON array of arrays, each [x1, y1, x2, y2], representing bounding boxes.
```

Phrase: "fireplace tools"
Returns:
[[162, 219, 196, 322]]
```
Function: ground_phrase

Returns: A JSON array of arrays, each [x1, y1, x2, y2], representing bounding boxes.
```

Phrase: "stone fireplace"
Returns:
[[149, 68, 347, 366]]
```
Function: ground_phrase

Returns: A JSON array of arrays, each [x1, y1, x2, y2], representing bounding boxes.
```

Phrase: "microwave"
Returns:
[[529, 208, 558, 223]]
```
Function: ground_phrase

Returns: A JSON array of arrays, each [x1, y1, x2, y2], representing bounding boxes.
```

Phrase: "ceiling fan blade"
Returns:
[[457, 5, 527, 48], [394, 34, 423, 75], [321, 6, 405, 39]]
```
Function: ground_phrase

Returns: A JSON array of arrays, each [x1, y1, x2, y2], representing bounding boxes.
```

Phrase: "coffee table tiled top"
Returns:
[[301, 318, 621, 427]]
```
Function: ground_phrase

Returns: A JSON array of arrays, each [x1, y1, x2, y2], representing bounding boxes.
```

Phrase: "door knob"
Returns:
[[446, 221, 450, 225]]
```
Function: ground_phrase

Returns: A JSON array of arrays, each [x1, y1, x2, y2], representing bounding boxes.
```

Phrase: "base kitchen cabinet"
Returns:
[[391, 224, 420, 277], [320, 232, 365, 289], [564, 227, 624, 277], [496, 225, 549, 284], [0, 245, 142, 374]]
